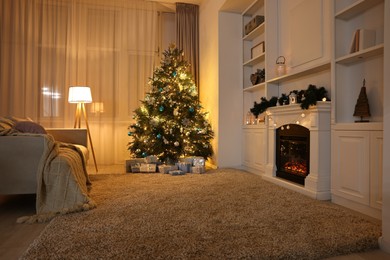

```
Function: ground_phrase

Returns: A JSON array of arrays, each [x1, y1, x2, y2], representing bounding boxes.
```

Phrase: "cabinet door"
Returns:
[[370, 131, 383, 209], [331, 131, 370, 205], [242, 129, 253, 167], [252, 128, 265, 170], [242, 128, 265, 171]]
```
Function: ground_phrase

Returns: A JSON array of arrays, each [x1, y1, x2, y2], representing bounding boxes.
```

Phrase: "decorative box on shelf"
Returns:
[[244, 15, 264, 35]]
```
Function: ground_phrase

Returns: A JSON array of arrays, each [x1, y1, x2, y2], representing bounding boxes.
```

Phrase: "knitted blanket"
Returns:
[[17, 134, 96, 223], [0, 125, 95, 223]]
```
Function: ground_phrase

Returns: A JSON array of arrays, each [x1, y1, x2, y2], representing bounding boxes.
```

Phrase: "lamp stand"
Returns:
[[74, 103, 98, 173]]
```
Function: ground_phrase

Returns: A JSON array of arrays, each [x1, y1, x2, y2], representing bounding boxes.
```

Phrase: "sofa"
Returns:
[[0, 117, 95, 222], [0, 128, 88, 194]]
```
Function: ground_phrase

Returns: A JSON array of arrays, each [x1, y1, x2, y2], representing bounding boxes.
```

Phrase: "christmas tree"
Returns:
[[127, 44, 214, 163]]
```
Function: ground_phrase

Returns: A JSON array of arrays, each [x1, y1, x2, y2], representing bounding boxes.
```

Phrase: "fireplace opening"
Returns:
[[276, 124, 310, 185]]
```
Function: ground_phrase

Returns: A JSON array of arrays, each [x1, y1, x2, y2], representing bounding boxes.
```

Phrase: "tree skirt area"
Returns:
[[21, 168, 381, 260]]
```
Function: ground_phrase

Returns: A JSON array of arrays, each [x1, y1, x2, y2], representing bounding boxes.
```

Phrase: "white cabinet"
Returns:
[[370, 131, 383, 210], [332, 130, 370, 205], [331, 0, 385, 218], [242, 0, 267, 121], [242, 126, 265, 172], [331, 126, 383, 219], [333, 0, 384, 124]]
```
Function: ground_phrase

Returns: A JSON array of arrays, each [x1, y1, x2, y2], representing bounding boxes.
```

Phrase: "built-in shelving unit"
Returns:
[[267, 62, 331, 84], [241, 0, 266, 172], [331, 0, 385, 219]]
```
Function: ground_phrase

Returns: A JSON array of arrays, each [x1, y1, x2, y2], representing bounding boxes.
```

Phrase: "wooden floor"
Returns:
[[1, 165, 390, 260]]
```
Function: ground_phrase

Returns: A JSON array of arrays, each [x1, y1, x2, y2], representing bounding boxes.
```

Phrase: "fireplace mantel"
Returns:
[[264, 101, 331, 200]]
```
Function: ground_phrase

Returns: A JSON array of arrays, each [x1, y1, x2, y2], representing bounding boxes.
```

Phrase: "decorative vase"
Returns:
[[276, 56, 286, 77], [250, 73, 259, 85]]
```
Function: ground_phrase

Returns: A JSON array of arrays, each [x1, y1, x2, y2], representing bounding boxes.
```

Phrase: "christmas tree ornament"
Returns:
[[173, 108, 179, 116], [127, 45, 214, 163]]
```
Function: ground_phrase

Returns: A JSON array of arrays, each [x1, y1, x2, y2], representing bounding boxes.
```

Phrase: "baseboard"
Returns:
[[332, 194, 382, 220], [379, 236, 390, 253]]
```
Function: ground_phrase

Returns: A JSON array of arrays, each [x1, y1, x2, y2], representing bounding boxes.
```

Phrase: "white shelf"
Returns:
[[335, 44, 384, 64], [335, 0, 383, 20], [242, 0, 264, 16], [243, 52, 265, 66], [243, 22, 265, 41], [243, 82, 265, 92], [243, 124, 266, 129], [332, 122, 383, 131], [267, 61, 330, 84]]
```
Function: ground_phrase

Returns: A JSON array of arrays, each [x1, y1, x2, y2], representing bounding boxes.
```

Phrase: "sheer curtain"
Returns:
[[0, 0, 158, 166], [176, 2, 199, 90]]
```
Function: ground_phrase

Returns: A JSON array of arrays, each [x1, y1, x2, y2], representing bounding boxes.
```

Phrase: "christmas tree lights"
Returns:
[[127, 44, 214, 163]]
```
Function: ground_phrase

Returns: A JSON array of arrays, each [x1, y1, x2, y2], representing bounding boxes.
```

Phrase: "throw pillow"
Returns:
[[14, 121, 47, 134], [0, 117, 14, 130]]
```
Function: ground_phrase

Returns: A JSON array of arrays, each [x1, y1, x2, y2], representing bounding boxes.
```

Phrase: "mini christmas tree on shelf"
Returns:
[[353, 79, 371, 122], [127, 44, 214, 163]]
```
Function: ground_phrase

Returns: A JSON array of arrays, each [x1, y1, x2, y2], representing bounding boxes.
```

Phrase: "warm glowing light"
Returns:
[[68, 86, 92, 103]]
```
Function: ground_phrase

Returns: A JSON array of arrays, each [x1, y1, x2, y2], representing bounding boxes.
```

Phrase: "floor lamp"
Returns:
[[68, 86, 98, 172]]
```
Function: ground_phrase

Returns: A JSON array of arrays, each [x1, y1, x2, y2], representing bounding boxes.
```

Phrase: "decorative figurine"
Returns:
[[353, 79, 371, 122]]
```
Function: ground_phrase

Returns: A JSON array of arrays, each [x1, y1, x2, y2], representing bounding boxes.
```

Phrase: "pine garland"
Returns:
[[250, 84, 329, 117]]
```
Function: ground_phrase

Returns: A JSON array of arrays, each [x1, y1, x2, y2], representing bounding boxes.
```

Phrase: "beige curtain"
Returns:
[[176, 2, 199, 91], [0, 0, 158, 165]]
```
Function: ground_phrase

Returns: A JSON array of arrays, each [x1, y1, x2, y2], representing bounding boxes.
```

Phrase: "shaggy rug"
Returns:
[[21, 169, 381, 259]]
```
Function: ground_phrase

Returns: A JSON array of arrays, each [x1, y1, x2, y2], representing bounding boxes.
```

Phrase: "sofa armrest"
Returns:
[[0, 135, 47, 194], [46, 128, 88, 147]]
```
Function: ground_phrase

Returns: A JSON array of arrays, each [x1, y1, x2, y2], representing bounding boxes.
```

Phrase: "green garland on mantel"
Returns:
[[250, 84, 329, 118]]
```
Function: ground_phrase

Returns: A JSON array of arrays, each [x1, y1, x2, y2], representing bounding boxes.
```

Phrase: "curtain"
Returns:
[[176, 2, 199, 91], [0, 0, 158, 166]]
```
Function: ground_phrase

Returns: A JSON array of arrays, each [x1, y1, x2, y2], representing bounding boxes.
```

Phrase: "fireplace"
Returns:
[[276, 124, 310, 185], [264, 102, 331, 200]]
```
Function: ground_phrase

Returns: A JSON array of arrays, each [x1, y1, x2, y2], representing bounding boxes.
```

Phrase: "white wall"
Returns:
[[380, 0, 390, 253], [199, 0, 242, 168], [199, 0, 223, 166], [217, 12, 242, 167]]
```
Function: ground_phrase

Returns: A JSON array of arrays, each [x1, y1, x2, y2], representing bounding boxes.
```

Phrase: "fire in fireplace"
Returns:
[[276, 124, 310, 185]]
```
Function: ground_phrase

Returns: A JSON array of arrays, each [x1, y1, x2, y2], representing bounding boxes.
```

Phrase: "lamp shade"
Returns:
[[68, 86, 92, 103]]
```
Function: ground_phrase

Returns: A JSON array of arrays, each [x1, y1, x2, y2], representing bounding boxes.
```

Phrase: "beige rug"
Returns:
[[21, 169, 381, 259]]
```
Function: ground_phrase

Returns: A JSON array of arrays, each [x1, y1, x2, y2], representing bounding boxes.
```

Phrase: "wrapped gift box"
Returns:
[[158, 164, 178, 174], [145, 155, 159, 164], [192, 165, 205, 174], [176, 162, 191, 173], [169, 170, 185, 176], [193, 157, 205, 166], [140, 163, 156, 173], [179, 157, 194, 165], [130, 163, 141, 173], [126, 158, 146, 173]]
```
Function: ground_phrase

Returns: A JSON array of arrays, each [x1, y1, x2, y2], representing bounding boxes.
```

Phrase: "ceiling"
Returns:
[[148, 0, 204, 5], [220, 0, 256, 13], [148, 0, 256, 14]]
